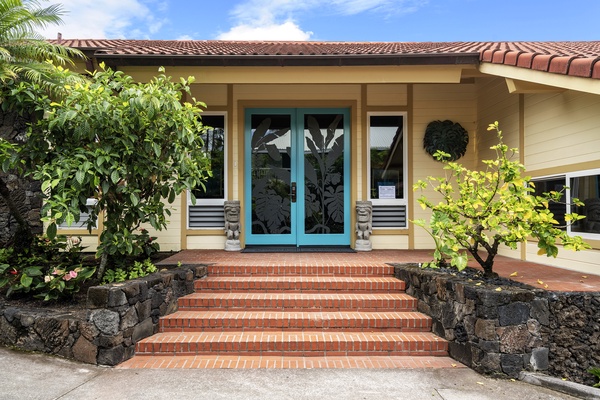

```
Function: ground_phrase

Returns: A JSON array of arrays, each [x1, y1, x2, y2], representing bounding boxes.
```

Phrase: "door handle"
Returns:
[[291, 182, 296, 203]]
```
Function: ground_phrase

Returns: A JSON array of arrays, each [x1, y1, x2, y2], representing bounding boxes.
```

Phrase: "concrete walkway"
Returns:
[[0, 347, 579, 400]]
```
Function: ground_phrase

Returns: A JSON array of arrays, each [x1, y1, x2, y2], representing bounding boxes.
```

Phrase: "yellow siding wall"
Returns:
[[525, 244, 599, 275], [475, 77, 522, 259], [187, 235, 227, 249], [367, 84, 408, 106], [140, 194, 182, 252], [524, 91, 600, 173], [412, 83, 478, 249], [372, 235, 409, 249], [189, 84, 228, 107], [476, 77, 520, 163]]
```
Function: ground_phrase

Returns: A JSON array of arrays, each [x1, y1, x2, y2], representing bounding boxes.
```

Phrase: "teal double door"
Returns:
[[244, 108, 351, 247]]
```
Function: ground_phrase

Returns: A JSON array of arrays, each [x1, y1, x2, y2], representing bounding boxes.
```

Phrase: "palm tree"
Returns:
[[0, 0, 84, 250], [0, 0, 83, 87]]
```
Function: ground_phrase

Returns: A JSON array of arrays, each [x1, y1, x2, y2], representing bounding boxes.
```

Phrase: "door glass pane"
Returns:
[[303, 114, 344, 234], [250, 114, 292, 235]]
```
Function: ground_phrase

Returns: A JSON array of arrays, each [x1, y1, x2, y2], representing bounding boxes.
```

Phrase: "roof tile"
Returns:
[[52, 39, 600, 79], [592, 60, 600, 79], [502, 51, 523, 66], [548, 56, 575, 75], [516, 52, 535, 69], [531, 54, 556, 72]]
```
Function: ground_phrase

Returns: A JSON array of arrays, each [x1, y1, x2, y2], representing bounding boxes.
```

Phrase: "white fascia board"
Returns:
[[479, 63, 600, 95]]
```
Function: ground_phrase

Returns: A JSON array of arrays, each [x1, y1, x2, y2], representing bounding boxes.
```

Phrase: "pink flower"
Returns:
[[63, 270, 78, 281], [44, 275, 52, 283]]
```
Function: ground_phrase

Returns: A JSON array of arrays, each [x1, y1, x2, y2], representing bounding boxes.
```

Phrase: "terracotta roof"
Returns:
[[54, 40, 600, 79]]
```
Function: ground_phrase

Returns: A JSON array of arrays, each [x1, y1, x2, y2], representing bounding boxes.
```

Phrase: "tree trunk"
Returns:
[[97, 252, 109, 279], [0, 175, 33, 252]]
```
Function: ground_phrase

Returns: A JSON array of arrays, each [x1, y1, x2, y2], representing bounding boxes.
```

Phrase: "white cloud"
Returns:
[[217, 0, 427, 40], [218, 20, 312, 41], [40, 0, 166, 39]]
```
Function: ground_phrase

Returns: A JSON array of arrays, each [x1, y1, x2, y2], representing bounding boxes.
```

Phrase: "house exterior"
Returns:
[[56, 40, 600, 275]]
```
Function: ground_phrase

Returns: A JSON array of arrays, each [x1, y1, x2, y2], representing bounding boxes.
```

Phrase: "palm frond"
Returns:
[[0, 0, 84, 87]]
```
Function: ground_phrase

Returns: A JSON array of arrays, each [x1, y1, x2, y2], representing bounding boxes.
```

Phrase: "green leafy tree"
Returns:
[[413, 121, 590, 277], [0, 0, 83, 249], [28, 64, 211, 277]]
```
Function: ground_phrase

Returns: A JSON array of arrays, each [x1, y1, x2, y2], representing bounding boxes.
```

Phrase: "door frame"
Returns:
[[244, 107, 351, 247]]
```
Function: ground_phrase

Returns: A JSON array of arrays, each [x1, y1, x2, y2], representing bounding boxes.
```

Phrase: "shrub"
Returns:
[[0, 235, 95, 301], [101, 258, 158, 284], [413, 122, 590, 277]]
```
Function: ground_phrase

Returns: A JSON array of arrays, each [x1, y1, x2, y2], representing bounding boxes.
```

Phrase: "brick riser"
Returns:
[[207, 265, 396, 277], [160, 311, 432, 332], [136, 331, 447, 357], [177, 293, 417, 311], [130, 264, 451, 365], [195, 277, 405, 292]]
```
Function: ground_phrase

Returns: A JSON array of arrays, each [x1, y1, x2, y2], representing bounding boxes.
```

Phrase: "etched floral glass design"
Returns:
[[303, 114, 345, 234], [250, 114, 292, 235]]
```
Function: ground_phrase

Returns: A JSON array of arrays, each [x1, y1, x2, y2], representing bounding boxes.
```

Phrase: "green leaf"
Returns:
[[111, 169, 120, 184], [20, 274, 33, 288], [47, 222, 57, 240], [65, 212, 75, 227], [130, 192, 139, 207], [152, 142, 161, 157], [75, 170, 85, 184], [23, 267, 43, 276], [41, 180, 52, 192]]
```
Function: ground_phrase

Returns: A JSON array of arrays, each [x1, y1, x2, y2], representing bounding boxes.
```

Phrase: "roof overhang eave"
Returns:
[[91, 52, 481, 68]]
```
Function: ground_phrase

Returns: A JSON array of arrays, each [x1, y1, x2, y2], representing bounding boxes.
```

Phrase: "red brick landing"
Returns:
[[118, 250, 461, 369]]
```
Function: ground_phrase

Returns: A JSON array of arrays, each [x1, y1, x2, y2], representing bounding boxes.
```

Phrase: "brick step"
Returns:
[[135, 331, 448, 357], [160, 311, 432, 332], [194, 276, 406, 292], [207, 265, 395, 277], [118, 355, 464, 369], [177, 293, 417, 311]]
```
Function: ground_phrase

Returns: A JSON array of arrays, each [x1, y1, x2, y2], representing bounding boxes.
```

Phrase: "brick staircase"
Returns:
[[120, 260, 458, 369]]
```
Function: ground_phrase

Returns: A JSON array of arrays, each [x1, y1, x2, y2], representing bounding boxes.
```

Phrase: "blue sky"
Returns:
[[42, 0, 600, 42]]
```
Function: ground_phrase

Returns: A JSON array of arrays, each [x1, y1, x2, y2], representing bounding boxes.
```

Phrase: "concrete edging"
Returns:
[[520, 372, 600, 400]]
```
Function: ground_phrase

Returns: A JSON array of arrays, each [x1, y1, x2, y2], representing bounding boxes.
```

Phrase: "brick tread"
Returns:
[[177, 292, 417, 311], [207, 265, 395, 277], [195, 276, 405, 292], [160, 310, 432, 332], [135, 331, 448, 356], [118, 355, 463, 369]]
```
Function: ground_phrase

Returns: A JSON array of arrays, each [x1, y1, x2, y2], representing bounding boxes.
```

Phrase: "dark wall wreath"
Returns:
[[423, 120, 469, 161]]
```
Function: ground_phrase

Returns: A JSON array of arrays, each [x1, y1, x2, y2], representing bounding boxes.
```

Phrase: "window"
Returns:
[[58, 198, 97, 230], [188, 113, 227, 229], [367, 113, 407, 228], [569, 170, 600, 238], [532, 169, 600, 239], [531, 176, 567, 227]]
